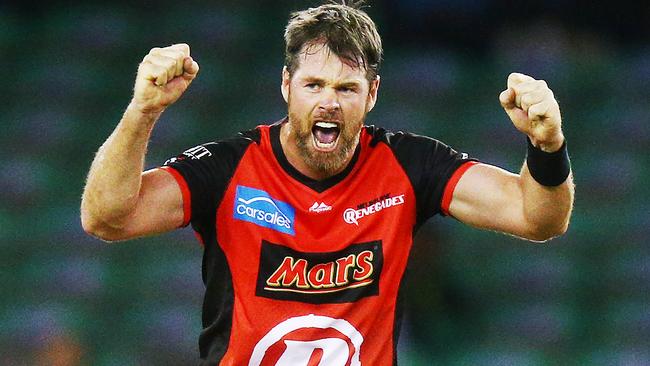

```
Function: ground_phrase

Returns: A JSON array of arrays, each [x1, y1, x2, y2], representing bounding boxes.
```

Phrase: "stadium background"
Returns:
[[1, 1, 649, 364]]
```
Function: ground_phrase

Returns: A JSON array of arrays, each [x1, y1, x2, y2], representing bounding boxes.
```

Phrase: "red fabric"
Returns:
[[160, 166, 191, 227], [441, 161, 478, 216], [215, 126, 417, 365]]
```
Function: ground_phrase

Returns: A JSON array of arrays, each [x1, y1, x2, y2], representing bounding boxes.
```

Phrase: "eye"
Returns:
[[305, 83, 321, 91], [339, 86, 357, 94]]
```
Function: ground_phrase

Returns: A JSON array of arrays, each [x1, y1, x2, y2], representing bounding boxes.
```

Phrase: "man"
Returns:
[[81, 2, 574, 365]]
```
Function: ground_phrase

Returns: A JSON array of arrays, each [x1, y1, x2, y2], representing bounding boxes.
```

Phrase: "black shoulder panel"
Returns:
[[365, 125, 475, 229], [163, 127, 260, 233], [163, 127, 262, 363]]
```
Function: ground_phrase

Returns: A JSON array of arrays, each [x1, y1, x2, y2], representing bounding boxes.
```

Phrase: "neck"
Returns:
[[279, 122, 357, 181]]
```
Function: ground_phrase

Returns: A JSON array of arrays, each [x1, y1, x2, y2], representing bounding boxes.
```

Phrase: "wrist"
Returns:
[[123, 101, 163, 132], [128, 99, 166, 116], [526, 137, 571, 186], [529, 133, 565, 153]]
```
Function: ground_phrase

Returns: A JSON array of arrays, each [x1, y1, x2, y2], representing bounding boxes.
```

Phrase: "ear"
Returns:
[[281, 66, 290, 103], [365, 75, 381, 113]]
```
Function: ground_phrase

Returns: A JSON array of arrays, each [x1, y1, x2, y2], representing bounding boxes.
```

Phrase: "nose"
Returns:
[[318, 87, 340, 113]]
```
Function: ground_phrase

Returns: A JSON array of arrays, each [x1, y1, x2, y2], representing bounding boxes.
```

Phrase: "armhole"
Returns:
[[160, 166, 192, 227], [441, 161, 478, 216]]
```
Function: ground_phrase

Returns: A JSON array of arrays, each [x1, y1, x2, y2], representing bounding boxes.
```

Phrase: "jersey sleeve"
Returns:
[[384, 130, 477, 225], [160, 133, 257, 232]]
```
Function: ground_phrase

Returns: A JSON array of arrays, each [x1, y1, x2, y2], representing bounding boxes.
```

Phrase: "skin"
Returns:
[[81, 42, 573, 243], [279, 42, 379, 180], [80, 44, 197, 240], [449, 73, 574, 241]]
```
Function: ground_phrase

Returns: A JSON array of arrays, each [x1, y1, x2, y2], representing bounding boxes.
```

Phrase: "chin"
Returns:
[[296, 138, 349, 177], [289, 112, 363, 177]]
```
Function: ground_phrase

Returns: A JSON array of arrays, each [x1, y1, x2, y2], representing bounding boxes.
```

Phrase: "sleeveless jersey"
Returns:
[[161, 120, 477, 365]]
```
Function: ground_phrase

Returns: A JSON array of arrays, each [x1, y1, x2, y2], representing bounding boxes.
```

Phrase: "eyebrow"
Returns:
[[301, 76, 362, 88]]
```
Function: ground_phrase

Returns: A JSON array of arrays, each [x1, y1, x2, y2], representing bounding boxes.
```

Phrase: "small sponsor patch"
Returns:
[[164, 145, 212, 165], [308, 202, 332, 213], [233, 186, 295, 236]]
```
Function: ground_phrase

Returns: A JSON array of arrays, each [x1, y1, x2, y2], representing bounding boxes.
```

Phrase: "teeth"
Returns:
[[315, 122, 338, 129], [314, 139, 336, 148]]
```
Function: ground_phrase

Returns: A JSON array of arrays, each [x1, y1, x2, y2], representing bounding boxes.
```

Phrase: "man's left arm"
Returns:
[[447, 73, 574, 242]]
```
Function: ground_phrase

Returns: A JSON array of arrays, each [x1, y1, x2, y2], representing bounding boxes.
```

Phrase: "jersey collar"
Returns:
[[269, 119, 361, 193]]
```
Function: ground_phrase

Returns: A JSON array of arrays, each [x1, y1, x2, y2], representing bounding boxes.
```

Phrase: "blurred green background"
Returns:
[[1, 1, 649, 365]]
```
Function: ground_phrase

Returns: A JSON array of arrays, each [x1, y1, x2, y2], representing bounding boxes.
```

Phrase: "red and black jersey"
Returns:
[[161, 119, 476, 365]]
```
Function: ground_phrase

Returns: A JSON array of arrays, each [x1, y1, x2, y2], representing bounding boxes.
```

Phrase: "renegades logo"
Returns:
[[256, 241, 383, 304]]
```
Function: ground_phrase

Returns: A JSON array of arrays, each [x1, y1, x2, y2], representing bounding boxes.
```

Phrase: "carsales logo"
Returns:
[[234, 186, 295, 236], [248, 314, 363, 366], [343, 194, 405, 225]]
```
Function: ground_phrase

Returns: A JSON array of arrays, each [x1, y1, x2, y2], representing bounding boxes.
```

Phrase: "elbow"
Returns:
[[526, 220, 569, 243], [80, 210, 124, 243]]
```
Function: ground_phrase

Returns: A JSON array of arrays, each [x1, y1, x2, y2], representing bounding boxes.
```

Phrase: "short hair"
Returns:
[[284, 1, 383, 82]]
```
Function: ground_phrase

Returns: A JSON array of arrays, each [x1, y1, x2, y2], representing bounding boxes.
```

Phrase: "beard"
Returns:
[[288, 110, 364, 178]]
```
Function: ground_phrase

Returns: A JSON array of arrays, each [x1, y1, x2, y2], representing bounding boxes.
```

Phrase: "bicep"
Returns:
[[447, 163, 531, 238], [113, 168, 186, 240]]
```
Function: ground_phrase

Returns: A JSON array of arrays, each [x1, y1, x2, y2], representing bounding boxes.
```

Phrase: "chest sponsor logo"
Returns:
[[256, 240, 383, 304], [308, 201, 332, 213], [249, 314, 363, 366], [343, 193, 405, 225], [234, 186, 295, 236]]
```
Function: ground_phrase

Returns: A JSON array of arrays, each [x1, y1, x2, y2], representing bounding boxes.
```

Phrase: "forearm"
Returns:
[[81, 102, 161, 229], [519, 161, 574, 241]]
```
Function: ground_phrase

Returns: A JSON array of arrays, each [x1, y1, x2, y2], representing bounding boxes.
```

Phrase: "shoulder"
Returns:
[[363, 125, 453, 156], [213, 125, 264, 152], [165, 126, 263, 165]]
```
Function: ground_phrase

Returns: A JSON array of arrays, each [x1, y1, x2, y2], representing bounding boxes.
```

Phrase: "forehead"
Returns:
[[292, 43, 368, 84]]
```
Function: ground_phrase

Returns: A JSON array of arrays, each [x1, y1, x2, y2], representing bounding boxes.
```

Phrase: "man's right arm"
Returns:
[[81, 44, 199, 242]]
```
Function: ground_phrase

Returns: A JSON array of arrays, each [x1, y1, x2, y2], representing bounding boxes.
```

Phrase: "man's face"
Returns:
[[281, 43, 379, 177]]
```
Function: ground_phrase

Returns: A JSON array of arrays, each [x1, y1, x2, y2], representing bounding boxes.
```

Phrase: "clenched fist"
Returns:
[[132, 43, 200, 114], [499, 73, 564, 152]]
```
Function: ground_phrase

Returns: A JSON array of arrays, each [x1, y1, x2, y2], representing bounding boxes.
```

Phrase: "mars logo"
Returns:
[[248, 314, 363, 366], [256, 241, 383, 304]]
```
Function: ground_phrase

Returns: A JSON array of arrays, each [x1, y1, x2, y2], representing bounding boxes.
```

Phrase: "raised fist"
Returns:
[[132, 43, 199, 114], [499, 73, 564, 152]]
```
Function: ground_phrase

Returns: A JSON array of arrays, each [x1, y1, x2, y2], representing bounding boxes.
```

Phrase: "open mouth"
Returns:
[[311, 121, 341, 151]]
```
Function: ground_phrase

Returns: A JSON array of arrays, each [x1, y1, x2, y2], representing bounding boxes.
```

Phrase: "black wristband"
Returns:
[[526, 137, 571, 186]]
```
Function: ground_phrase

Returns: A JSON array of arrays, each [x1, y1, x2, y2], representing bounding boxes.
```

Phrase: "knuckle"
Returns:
[[142, 53, 156, 63], [541, 89, 554, 103], [151, 56, 176, 70], [164, 58, 176, 68], [161, 49, 182, 60], [530, 103, 543, 113], [172, 49, 185, 58], [138, 63, 153, 73], [150, 64, 165, 76]]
